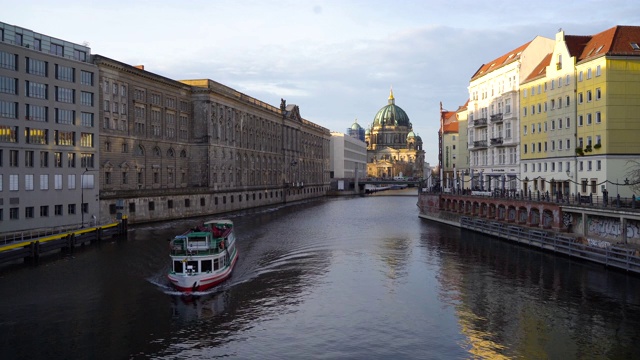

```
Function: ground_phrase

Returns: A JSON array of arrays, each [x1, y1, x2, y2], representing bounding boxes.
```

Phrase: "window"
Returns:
[[40, 206, 48, 217], [10, 174, 19, 190], [566, 75, 570, 85], [26, 58, 47, 76], [596, 135, 601, 145], [40, 174, 49, 190], [81, 112, 94, 127], [54, 152, 62, 167], [34, 39, 41, 51], [50, 43, 64, 57], [55, 174, 63, 189], [26, 81, 48, 99], [122, 171, 128, 184], [596, 65, 601, 77], [566, 139, 571, 149], [0, 51, 18, 70], [587, 113, 592, 125], [0, 76, 17, 94], [25, 126, 49, 144], [68, 204, 76, 215], [596, 88, 601, 100], [80, 71, 93, 85], [523, 125, 527, 135], [597, 160, 602, 170], [55, 87, 75, 103], [578, 93, 583, 104], [10, 208, 19, 220], [67, 152, 76, 168], [80, 92, 93, 106], [566, 117, 571, 128], [40, 151, 49, 167], [25, 150, 34, 167], [54, 130, 75, 146], [578, 115, 583, 126], [587, 68, 592, 79], [587, 90, 592, 102], [9, 150, 18, 167], [25, 174, 34, 190], [551, 120, 556, 130], [25, 207, 34, 219], [55, 205, 63, 216], [524, 144, 528, 154], [68, 174, 76, 189], [55, 65, 74, 82], [26, 104, 48, 122], [81, 153, 94, 168], [74, 49, 86, 62], [80, 133, 93, 147]]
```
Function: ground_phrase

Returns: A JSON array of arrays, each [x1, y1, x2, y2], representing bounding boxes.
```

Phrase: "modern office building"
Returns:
[[330, 131, 367, 180], [0, 22, 99, 233]]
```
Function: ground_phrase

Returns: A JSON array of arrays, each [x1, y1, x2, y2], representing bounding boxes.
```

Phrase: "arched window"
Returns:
[[135, 145, 144, 156], [154, 146, 161, 157], [167, 148, 175, 158]]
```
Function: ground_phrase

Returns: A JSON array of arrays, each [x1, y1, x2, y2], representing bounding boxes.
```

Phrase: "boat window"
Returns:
[[202, 260, 212, 272], [213, 258, 219, 271], [187, 261, 199, 273], [173, 261, 183, 273]]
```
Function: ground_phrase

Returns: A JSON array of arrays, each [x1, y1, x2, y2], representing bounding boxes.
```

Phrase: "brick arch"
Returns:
[[530, 208, 541, 227], [497, 204, 506, 220], [518, 206, 528, 224], [488, 203, 496, 218]]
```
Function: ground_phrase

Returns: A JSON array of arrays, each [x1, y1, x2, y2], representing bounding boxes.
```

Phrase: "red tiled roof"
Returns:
[[441, 111, 458, 133], [565, 35, 591, 58], [470, 41, 531, 80], [578, 25, 640, 62]]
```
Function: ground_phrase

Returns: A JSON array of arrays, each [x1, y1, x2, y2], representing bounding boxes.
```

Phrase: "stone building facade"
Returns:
[[94, 59, 330, 225]]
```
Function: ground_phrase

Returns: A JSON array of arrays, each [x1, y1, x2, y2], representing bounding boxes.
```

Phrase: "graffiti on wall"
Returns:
[[576, 216, 640, 241]]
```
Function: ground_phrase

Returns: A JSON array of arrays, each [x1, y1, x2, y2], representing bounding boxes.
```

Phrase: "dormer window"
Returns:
[[631, 42, 640, 51]]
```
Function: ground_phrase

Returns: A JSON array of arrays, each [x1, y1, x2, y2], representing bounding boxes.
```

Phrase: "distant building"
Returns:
[[365, 89, 424, 179], [0, 21, 100, 233], [347, 119, 365, 142], [330, 131, 367, 179]]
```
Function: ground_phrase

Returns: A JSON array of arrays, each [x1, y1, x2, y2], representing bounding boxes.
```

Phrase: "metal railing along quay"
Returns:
[[460, 216, 640, 274], [425, 188, 640, 211], [0, 219, 128, 266]]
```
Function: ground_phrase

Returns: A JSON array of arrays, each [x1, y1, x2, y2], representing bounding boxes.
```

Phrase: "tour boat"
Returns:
[[167, 219, 239, 293]]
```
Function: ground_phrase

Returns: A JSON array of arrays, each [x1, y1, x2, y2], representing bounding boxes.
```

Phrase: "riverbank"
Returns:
[[418, 192, 640, 275]]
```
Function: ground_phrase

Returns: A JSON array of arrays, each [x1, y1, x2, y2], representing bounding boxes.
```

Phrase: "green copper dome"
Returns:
[[351, 120, 363, 130], [407, 131, 416, 139], [372, 90, 411, 128]]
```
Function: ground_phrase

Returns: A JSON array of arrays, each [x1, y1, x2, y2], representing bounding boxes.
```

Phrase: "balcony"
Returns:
[[472, 140, 488, 148], [490, 137, 504, 146], [490, 113, 503, 122], [473, 118, 488, 127]]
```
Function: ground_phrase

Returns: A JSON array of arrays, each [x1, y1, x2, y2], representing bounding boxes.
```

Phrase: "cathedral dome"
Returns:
[[407, 131, 416, 139], [351, 119, 363, 130], [372, 90, 411, 128]]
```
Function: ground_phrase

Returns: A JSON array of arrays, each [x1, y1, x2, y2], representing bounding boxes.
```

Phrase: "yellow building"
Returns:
[[574, 26, 640, 197], [520, 26, 640, 198]]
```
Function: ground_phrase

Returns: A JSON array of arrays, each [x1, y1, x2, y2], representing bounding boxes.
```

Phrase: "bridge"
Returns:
[[359, 178, 422, 187]]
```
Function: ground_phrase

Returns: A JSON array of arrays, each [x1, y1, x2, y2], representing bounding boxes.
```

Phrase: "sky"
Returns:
[[3, 0, 640, 165]]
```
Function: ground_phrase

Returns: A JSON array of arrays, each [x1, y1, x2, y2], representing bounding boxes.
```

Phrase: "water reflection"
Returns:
[[423, 223, 640, 359]]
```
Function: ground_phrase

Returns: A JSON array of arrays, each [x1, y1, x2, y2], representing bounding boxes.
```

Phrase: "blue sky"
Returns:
[[3, 0, 640, 164]]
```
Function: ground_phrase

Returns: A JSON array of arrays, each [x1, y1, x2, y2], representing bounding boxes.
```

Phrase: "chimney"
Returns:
[[134, 65, 145, 70]]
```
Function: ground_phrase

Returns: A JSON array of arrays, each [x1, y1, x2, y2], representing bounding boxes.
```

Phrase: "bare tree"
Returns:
[[624, 160, 640, 194]]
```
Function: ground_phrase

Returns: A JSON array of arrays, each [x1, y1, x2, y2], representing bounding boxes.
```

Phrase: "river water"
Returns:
[[1, 191, 639, 359]]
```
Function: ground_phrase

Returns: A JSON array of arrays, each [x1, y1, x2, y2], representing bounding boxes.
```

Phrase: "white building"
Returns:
[[467, 36, 554, 191], [330, 131, 367, 180]]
